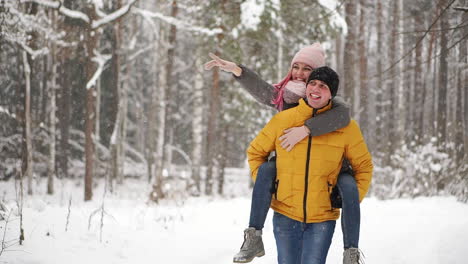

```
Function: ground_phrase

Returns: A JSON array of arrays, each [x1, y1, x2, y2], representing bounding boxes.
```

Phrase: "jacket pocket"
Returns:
[[275, 176, 294, 203]]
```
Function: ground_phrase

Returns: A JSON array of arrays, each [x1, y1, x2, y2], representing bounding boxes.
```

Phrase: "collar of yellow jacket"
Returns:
[[297, 98, 332, 116]]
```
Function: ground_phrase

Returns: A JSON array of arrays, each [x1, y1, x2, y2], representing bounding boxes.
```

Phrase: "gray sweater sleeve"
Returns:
[[233, 64, 276, 108], [304, 96, 351, 137]]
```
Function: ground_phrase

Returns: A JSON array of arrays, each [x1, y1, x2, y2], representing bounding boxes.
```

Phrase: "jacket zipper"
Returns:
[[302, 108, 318, 223]]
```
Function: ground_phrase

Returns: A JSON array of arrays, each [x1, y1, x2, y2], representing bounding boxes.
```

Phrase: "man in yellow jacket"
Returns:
[[247, 66, 373, 264]]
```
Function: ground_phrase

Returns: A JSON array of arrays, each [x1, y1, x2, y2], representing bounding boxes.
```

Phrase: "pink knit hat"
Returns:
[[272, 43, 326, 111], [290, 43, 325, 69]]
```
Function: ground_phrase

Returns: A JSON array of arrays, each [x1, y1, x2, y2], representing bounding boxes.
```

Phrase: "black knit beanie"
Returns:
[[307, 66, 339, 97]]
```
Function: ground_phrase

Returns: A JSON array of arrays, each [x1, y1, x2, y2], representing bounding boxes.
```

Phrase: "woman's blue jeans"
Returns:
[[248, 161, 360, 249], [273, 212, 336, 264], [248, 161, 277, 230], [336, 172, 360, 248]]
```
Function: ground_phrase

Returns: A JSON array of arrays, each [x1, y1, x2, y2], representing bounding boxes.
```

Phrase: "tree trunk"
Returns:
[[413, 14, 424, 144], [22, 51, 33, 196], [385, 0, 401, 162], [277, 16, 283, 81], [217, 124, 228, 195], [28, 3, 39, 127], [205, 49, 221, 195], [47, 9, 58, 195], [396, 0, 405, 147], [110, 0, 124, 187], [405, 22, 415, 143], [41, 56, 48, 123], [343, 0, 358, 107], [146, 20, 160, 186], [110, 104, 122, 190], [437, 0, 449, 149], [456, 3, 467, 166], [58, 56, 71, 178], [422, 12, 438, 143], [401, 0, 412, 145], [373, 0, 384, 154], [334, 32, 343, 78], [131, 16, 145, 157], [120, 76, 128, 183], [146, 50, 156, 184], [162, 0, 179, 178], [149, 22, 167, 201], [358, 0, 368, 132], [191, 54, 204, 195], [57, 5, 75, 179], [464, 3, 468, 162], [154, 45, 167, 201], [119, 33, 129, 186], [136, 76, 146, 156], [116, 0, 128, 186], [21, 2, 38, 195], [84, 7, 99, 201]]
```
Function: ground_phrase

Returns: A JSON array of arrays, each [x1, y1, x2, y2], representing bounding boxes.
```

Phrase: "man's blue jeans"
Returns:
[[273, 212, 336, 264], [248, 161, 360, 249]]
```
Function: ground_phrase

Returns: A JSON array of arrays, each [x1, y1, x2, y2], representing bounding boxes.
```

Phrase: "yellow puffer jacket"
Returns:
[[247, 99, 373, 223]]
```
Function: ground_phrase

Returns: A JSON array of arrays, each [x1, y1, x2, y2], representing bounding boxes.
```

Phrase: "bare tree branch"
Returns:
[[91, 0, 139, 29], [396, 20, 468, 34], [371, 31, 468, 82], [19, 0, 90, 23], [379, 0, 457, 76]]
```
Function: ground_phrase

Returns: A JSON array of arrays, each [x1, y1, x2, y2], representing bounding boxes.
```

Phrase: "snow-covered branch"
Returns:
[[453, 6, 468, 12], [20, 0, 137, 28], [133, 8, 223, 36], [86, 51, 112, 90], [0, 107, 16, 120], [166, 145, 192, 167], [19, 43, 49, 59], [92, 0, 138, 29], [19, 0, 90, 23], [128, 45, 153, 62]]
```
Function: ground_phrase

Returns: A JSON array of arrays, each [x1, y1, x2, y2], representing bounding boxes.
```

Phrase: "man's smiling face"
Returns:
[[306, 79, 331, 109]]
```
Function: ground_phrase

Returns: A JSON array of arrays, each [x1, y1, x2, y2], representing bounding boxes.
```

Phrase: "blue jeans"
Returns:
[[248, 161, 360, 249], [273, 212, 336, 264], [249, 160, 276, 230], [336, 173, 360, 248]]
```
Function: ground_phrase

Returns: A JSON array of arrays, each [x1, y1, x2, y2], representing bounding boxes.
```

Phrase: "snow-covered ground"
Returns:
[[1, 171, 467, 264]]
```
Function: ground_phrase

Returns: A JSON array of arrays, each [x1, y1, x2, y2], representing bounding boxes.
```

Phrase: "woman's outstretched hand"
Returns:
[[203, 53, 242, 77]]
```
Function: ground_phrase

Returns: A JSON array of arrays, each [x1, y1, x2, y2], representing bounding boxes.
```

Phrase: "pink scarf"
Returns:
[[272, 70, 293, 111]]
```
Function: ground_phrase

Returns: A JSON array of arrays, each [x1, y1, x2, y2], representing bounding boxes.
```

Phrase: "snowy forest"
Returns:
[[1, 0, 468, 203], [0, 0, 468, 263]]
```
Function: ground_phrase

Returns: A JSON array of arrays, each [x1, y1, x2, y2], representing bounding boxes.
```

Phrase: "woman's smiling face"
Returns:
[[291, 62, 313, 83]]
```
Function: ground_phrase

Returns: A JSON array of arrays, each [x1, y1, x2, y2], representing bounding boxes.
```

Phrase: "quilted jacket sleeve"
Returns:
[[344, 120, 373, 202], [246, 116, 280, 181]]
